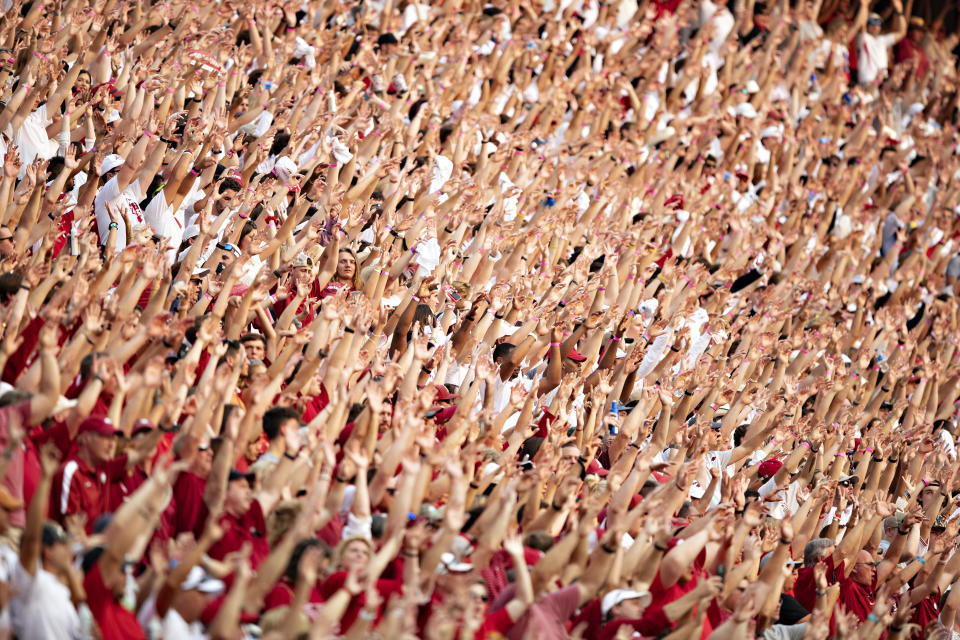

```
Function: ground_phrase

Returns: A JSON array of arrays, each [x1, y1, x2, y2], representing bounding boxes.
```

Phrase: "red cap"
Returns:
[[567, 347, 587, 362], [586, 459, 608, 476], [432, 406, 457, 424], [131, 419, 154, 436], [78, 416, 120, 437], [758, 459, 783, 479], [434, 385, 457, 402]]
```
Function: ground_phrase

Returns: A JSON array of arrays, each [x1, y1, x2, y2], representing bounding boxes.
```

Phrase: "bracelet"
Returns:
[[888, 457, 898, 463], [402, 549, 419, 557], [653, 541, 668, 552], [669, 345, 680, 352], [494, 313, 504, 320], [343, 327, 355, 334], [284, 451, 298, 460], [891, 625, 903, 632], [109, 222, 119, 229], [92, 374, 106, 384], [872, 457, 883, 463], [601, 542, 618, 554], [867, 613, 880, 624], [781, 537, 792, 546], [550, 342, 561, 347], [816, 590, 827, 596], [469, 482, 480, 489], [917, 557, 926, 566], [550, 501, 563, 511]]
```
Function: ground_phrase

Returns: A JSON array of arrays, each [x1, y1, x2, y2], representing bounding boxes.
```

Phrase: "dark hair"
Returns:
[[240, 332, 265, 345], [263, 406, 302, 441], [220, 404, 241, 434], [284, 538, 331, 584], [269, 132, 291, 157], [219, 178, 243, 194], [493, 342, 516, 363]]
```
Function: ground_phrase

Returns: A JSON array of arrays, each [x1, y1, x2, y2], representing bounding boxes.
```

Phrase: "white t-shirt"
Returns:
[[857, 32, 898, 85], [94, 176, 147, 252], [9, 559, 81, 639], [143, 190, 185, 266], [9, 105, 59, 176]]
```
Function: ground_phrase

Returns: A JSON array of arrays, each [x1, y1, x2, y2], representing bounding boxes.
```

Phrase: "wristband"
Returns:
[[780, 537, 792, 546], [816, 590, 827, 597], [109, 222, 119, 229], [550, 342, 561, 347], [897, 526, 909, 535], [92, 374, 106, 384], [343, 327, 354, 334], [601, 542, 618, 554], [653, 541, 668, 552], [550, 501, 563, 511], [867, 614, 880, 624], [284, 451, 298, 460], [917, 557, 926, 566]]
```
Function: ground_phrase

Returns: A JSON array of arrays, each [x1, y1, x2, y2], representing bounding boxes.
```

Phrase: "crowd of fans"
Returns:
[[0, 0, 960, 637]]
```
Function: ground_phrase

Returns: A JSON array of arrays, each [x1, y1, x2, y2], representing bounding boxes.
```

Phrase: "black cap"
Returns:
[[42, 521, 69, 546], [228, 469, 255, 483]]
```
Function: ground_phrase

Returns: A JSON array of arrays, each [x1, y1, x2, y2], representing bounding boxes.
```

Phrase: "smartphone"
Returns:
[[443, 285, 461, 303]]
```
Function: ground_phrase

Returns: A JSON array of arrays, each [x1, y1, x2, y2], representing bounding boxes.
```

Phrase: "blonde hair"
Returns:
[[335, 248, 363, 292], [334, 534, 373, 568]]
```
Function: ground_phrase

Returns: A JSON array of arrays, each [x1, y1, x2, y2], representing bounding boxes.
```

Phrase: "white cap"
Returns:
[[438, 552, 473, 574], [273, 156, 298, 182], [745, 80, 760, 94], [181, 566, 225, 594], [601, 589, 652, 615], [760, 126, 781, 140], [735, 103, 758, 119], [99, 154, 125, 176]]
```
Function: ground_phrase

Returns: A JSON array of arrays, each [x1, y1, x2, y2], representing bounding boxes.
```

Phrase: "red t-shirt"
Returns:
[[596, 608, 672, 640], [476, 607, 514, 639], [207, 499, 270, 570], [318, 571, 403, 632], [84, 563, 146, 640]]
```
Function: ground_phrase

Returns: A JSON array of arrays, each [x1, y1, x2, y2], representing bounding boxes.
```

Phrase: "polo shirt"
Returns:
[[84, 562, 146, 640], [50, 454, 128, 533], [207, 499, 269, 570], [318, 571, 403, 632]]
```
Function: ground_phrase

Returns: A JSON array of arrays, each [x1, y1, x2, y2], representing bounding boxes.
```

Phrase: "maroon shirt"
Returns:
[[50, 454, 128, 532], [207, 499, 270, 570]]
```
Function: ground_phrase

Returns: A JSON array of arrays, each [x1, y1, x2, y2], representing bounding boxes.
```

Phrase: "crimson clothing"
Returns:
[[84, 563, 146, 640], [0, 401, 30, 528], [167, 470, 210, 540], [837, 575, 875, 622], [301, 384, 330, 422], [264, 579, 325, 612], [476, 608, 514, 639], [207, 499, 269, 570], [596, 608, 672, 640], [794, 555, 842, 612], [50, 454, 129, 532], [318, 571, 403, 632], [895, 38, 929, 77]]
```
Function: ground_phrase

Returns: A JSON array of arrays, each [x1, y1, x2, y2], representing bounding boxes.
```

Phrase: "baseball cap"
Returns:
[[438, 552, 473, 574], [273, 156, 298, 182], [0, 486, 22, 511], [736, 103, 759, 119], [601, 589, 652, 615], [548, 347, 587, 362], [758, 459, 783, 479], [99, 154, 125, 176], [586, 459, 609, 477], [228, 469, 255, 483], [42, 521, 69, 546], [434, 385, 457, 402], [78, 416, 120, 437], [868, 12, 882, 24], [760, 126, 781, 140], [182, 566, 226, 594], [131, 419, 155, 437], [838, 474, 859, 486]]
